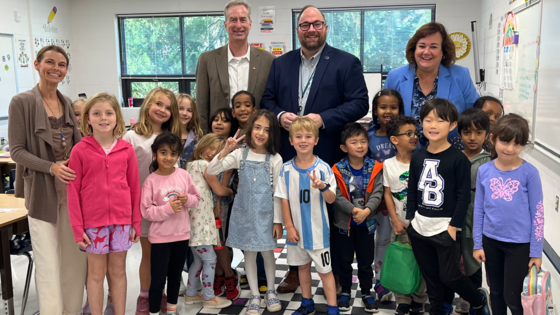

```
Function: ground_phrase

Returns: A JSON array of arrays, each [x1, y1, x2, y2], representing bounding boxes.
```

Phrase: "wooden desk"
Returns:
[[0, 195, 28, 315], [0, 158, 15, 165]]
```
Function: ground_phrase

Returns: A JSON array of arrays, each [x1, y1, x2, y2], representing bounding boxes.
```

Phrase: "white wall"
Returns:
[[0, 0, 73, 140], [68, 0, 481, 106], [478, 0, 560, 257]]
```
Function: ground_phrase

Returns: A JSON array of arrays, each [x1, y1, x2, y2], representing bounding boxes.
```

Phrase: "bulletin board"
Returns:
[[0, 34, 19, 118]]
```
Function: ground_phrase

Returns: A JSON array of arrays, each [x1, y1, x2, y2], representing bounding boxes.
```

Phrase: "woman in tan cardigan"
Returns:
[[8, 45, 86, 315]]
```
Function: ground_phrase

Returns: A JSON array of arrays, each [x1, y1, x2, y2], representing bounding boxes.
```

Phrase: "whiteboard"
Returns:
[[0, 34, 18, 118], [362, 73, 383, 121], [501, 1, 541, 131], [534, 0, 560, 156]]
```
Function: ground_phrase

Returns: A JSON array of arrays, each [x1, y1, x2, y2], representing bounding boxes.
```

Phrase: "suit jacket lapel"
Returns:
[[248, 46, 260, 93], [290, 50, 301, 113], [305, 44, 331, 114], [436, 64, 451, 99], [216, 45, 230, 103], [402, 66, 415, 116]]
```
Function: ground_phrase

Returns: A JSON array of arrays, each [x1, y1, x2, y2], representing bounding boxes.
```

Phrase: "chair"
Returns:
[[10, 233, 33, 315]]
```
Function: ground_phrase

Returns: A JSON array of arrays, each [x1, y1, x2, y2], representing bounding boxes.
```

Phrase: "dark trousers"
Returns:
[[149, 240, 189, 313], [443, 264, 483, 304], [483, 236, 529, 315], [336, 225, 375, 295], [408, 226, 483, 315]]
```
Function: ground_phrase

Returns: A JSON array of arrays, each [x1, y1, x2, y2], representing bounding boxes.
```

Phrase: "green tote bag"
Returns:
[[379, 236, 422, 295]]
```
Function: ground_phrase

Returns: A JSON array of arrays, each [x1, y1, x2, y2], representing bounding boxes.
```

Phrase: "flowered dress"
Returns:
[[185, 159, 218, 246]]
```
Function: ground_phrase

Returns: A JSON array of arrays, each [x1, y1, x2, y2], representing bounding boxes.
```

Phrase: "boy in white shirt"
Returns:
[[275, 117, 340, 315]]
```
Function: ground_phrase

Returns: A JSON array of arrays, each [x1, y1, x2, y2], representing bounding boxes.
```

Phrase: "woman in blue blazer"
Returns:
[[384, 22, 479, 145]]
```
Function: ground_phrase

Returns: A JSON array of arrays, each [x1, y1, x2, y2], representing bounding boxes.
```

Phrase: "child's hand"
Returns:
[[392, 219, 407, 235], [170, 198, 183, 212], [223, 130, 245, 154], [529, 257, 542, 271], [286, 226, 300, 243], [447, 225, 457, 241], [131, 227, 141, 243], [473, 249, 486, 263], [213, 203, 222, 218], [77, 232, 91, 249], [352, 207, 370, 224], [307, 170, 326, 190], [177, 194, 189, 205], [272, 223, 283, 240]]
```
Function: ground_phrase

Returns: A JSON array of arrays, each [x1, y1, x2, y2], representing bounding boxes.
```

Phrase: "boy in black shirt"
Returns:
[[406, 98, 491, 315]]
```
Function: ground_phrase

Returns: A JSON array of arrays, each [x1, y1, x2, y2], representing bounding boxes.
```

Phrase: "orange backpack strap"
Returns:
[[366, 161, 384, 193], [332, 165, 350, 200]]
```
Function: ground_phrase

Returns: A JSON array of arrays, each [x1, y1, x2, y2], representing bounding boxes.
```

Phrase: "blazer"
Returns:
[[261, 44, 369, 166], [385, 63, 479, 115], [196, 44, 275, 133], [8, 85, 82, 223]]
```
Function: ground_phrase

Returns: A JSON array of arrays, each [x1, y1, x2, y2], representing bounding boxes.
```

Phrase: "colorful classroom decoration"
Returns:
[[449, 32, 471, 60]]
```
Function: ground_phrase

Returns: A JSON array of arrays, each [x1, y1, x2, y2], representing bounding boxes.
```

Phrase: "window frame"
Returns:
[[117, 12, 225, 104], [291, 5, 436, 75]]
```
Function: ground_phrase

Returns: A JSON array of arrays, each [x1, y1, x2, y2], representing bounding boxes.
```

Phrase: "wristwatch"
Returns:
[[319, 183, 330, 192]]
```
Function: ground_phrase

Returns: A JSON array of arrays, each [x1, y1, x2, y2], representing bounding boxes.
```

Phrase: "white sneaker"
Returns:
[[203, 296, 232, 309], [184, 294, 203, 304]]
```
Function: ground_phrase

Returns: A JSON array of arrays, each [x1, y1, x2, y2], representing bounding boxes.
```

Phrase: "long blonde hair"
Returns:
[[188, 133, 225, 164], [176, 93, 203, 140], [81, 93, 126, 138], [131, 87, 181, 138]]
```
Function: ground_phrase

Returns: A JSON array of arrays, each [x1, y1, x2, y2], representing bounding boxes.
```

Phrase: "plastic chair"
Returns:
[[10, 233, 33, 315]]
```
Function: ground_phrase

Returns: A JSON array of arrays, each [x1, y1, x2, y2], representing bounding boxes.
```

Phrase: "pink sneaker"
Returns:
[[135, 295, 149, 315]]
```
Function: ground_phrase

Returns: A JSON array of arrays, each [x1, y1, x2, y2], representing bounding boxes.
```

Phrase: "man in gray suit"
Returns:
[[196, 0, 275, 133]]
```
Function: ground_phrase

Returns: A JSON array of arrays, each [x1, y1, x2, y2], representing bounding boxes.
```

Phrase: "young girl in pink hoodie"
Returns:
[[140, 132, 200, 315], [67, 93, 142, 315]]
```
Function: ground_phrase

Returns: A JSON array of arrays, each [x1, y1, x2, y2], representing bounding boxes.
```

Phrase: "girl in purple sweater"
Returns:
[[473, 114, 544, 315]]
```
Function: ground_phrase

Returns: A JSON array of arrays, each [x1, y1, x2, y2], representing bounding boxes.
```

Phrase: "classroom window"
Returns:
[[292, 6, 435, 73], [119, 14, 227, 103]]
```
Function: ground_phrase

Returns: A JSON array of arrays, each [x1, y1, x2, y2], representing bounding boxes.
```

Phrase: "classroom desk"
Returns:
[[0, 195, 28, 315], [0, 158, 16, 194]]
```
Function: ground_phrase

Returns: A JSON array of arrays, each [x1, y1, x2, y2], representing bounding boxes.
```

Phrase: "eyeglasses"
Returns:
[[394, 131, 421, 139], [298, 21, 325, 31]]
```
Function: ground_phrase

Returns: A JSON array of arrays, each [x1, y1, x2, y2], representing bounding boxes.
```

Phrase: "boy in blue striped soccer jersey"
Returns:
[[275, 117, 340, 315]]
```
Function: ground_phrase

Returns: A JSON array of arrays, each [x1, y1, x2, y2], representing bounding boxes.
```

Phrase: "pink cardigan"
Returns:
[[67, 135, 141, 242]]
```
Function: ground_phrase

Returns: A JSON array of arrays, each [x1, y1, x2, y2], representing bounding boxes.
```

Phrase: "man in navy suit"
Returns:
[[261, 5, 368, 167], [261, 5, 368, 295]]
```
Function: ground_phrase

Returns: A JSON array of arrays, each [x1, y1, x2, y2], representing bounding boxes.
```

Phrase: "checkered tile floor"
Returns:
[[183, 234, 429, 315]]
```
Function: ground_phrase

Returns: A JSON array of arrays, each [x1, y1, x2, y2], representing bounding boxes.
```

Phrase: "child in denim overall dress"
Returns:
[[207, 110, 284, 314]]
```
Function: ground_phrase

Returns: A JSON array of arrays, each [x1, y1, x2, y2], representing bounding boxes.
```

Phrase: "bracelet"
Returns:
[[49, 163, 54, 176], [319, 183, 330, 192]]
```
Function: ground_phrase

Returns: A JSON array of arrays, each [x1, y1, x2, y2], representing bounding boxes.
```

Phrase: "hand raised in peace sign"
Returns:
[[307, 170, 327, 190], [221, 130, 246, 157]]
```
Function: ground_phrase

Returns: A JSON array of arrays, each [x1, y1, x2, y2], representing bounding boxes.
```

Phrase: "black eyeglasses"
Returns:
[[394, 131, 421, 139], [298, 21, 325, 31]]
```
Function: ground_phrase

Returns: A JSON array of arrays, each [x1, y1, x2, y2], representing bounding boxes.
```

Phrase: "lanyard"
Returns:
[[299, 61, 317, 114]]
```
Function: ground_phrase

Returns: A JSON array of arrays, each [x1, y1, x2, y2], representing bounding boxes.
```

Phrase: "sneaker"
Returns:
[[179, 278, 187, 296], [338, 293, 351, 311], [203, 296, 233, 309], [214, 274, 226, 297], [410, 301, 424, 315], [455, 300, 470, 314], [246, 295, 261, 315], [160, 294, 167, 314], [104, 295, 115, 315], [444, 302, 454, 315], [292, 302, 316, 315], [361, 295, 379, 313], [258, 280, 267, 295], [396, 303, 410, 315], [225, 272, 241, 300], [472, 288, 492, 315], [265, 290, 282, 312], [135, 295, 149, 315], [327, 305, 341, 315], [374, 283, 393, 302], [238, 269, 249, 289], [82, 299, 91, 315], [184, 294, 203, 304]]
